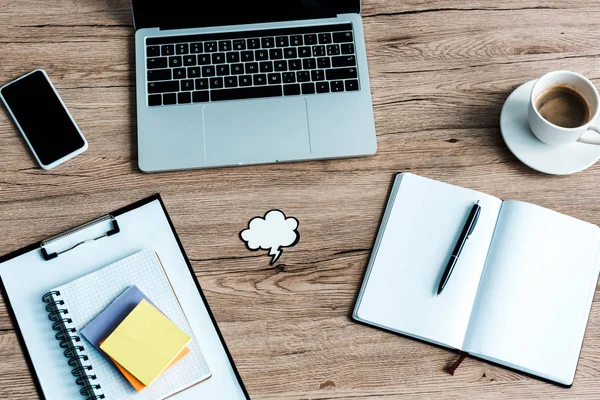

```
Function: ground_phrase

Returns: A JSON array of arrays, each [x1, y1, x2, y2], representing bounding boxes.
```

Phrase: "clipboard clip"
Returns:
[[40, 215, 120, 261]]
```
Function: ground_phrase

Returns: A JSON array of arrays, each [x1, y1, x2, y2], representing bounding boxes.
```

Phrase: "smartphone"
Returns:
[[0, 70, 87, 170]]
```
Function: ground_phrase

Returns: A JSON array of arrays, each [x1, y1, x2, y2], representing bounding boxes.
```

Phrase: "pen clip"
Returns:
[[467, 201, 481, 237]]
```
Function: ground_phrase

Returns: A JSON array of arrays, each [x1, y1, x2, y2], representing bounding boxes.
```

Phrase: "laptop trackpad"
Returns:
[[203, 98, 311, 165]]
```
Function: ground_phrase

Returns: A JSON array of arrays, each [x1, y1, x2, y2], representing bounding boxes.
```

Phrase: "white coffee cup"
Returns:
[[528, 70, 600, 145]]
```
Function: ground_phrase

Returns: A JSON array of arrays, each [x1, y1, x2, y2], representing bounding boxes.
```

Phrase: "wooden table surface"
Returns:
[[1, 1, 600, 399]]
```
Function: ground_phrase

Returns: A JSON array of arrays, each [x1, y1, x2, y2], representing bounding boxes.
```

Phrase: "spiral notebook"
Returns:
[[0, 195, 249, 400], [43, 249, 211, 399]]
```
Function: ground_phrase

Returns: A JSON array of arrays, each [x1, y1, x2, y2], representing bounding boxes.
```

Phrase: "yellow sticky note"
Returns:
[[100, 299, 191, 386], [101, 341, 190, 392]]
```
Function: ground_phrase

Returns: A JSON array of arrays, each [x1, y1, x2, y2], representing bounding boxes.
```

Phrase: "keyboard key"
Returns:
[[317, 57, 331, 68], [304, 34, 318, 45], [226, 52, 240, 63], [283, 84, 301, 96], [296, 71, 310, 82], [147, 57, 168, 69], [173, 68, 186, 79], [191, 42, 203, 53], [304, 33, 318, 46], [253, 74, 267, 85], [341, 43, 355, 54], [274, 60, 287, 71], [284, 48, 298, 59], [147, 46, 161, 57], [331, 80, 344, 92], [261, 37, 275, 48], [241, 51, 254, 62], [311, 69, 325, 81], [224, 76, 238, 88], [327, 44, 340, 56], [245, 62, 258, 74], [316, 81, 330, 93], [231, 63, 244, 75], [239, 75, 252, 86], [302, 82, 316, 94], [270, 49, 283, 60], [219, 40, 232, 52], [202, 65, 216, 77], [176, 44, 189, 55], [233, 40, 246, 50], [217, 65, 230, 76], [290, 35, 303, 46], [318, 33, 332, 44], [298, 47, 311, 58], [195, 78, 208, 90], [212, 53, 225, 64], [148, 81, 179, 94], [268, 73, 282, 84], [192, 91, 209, 102], [333, 31, 354, 43], [276, 36, 289, 47], [282, 72, 296, 83], [198, 54, 211, 65], [148, 69, 171, 81], [211, 86, 282, 101], [183, 55, 197, 66], [345, 79, 359, 91], [205, 41, 217, 52], [161, 45, 174, 56], [312, 45, 325, 57], [148, 94, 162, 106], [247, 38, 260, 49], [178, 92, 191, 103], [255, 50, 269, 61], [169, 56, 182, 68], [163, 93, 177, 105], [288, 59, 302, 70], [260, 61, 273, 73], [302, 58, 316, 70], [210, 77, 224, 89], [332, 55, 356, 67], [326, 67, 357, 80], [188, 67, 201, 78]]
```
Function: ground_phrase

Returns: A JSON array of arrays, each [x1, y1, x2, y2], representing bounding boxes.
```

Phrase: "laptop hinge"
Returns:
[[155, 14, 338, 31]]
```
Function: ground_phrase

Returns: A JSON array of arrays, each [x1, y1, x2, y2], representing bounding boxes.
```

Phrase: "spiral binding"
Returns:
[[42, 291, 105, 400]]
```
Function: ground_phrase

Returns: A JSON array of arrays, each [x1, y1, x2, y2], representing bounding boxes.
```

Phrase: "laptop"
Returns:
[[133, 1, 377, 172]]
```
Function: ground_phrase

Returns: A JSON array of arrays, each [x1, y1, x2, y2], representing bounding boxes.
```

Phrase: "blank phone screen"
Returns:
[[1, 71, 85, 165]]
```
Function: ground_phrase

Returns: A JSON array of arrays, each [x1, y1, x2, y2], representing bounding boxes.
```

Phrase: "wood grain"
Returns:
[[1, 0, 600, 398]]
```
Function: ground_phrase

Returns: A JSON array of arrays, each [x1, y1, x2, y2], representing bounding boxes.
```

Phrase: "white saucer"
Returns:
[[500, 80, 600, 175]]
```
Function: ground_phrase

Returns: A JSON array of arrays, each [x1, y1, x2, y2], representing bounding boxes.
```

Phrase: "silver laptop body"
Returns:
[[133, 1, 377, 172]]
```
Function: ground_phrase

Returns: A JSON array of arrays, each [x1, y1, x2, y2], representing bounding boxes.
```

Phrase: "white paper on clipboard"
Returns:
[[0, 196, 248, 400]]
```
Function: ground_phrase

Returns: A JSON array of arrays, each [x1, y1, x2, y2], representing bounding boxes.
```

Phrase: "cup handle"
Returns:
[[577, 125, 600, 145]]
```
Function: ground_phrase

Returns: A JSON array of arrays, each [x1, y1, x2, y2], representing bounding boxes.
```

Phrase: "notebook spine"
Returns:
[[42, 291, 105, 400]]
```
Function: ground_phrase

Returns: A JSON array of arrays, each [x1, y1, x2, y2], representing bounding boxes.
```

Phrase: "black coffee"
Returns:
[[535, 85, 591, 128]]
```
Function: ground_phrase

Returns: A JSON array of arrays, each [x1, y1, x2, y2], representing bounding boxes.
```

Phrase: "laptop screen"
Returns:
[[132, 0, 361, 30]]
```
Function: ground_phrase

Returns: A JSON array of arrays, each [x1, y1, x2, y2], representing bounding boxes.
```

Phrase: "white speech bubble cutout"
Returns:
[[240, 210, 300, 264]]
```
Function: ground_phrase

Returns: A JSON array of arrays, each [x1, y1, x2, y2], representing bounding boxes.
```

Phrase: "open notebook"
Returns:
[[353, 173, 600, 386], [44, 249, 211, 399]]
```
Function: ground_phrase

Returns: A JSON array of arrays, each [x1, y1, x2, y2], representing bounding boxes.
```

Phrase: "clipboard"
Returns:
[[0, 195, 250, 400]]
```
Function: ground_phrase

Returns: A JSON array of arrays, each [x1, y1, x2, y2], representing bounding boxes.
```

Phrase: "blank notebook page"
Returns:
[[52, 249, 211, 399], [354, 173, 502, 349], [464, 201, 600, 385]]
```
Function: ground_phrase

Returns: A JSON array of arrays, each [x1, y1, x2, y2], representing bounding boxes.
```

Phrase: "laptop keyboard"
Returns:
[[145, 23, 359, 107]]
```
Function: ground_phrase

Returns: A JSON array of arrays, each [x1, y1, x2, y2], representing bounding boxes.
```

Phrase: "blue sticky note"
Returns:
[[81, 285, 158, 357]]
